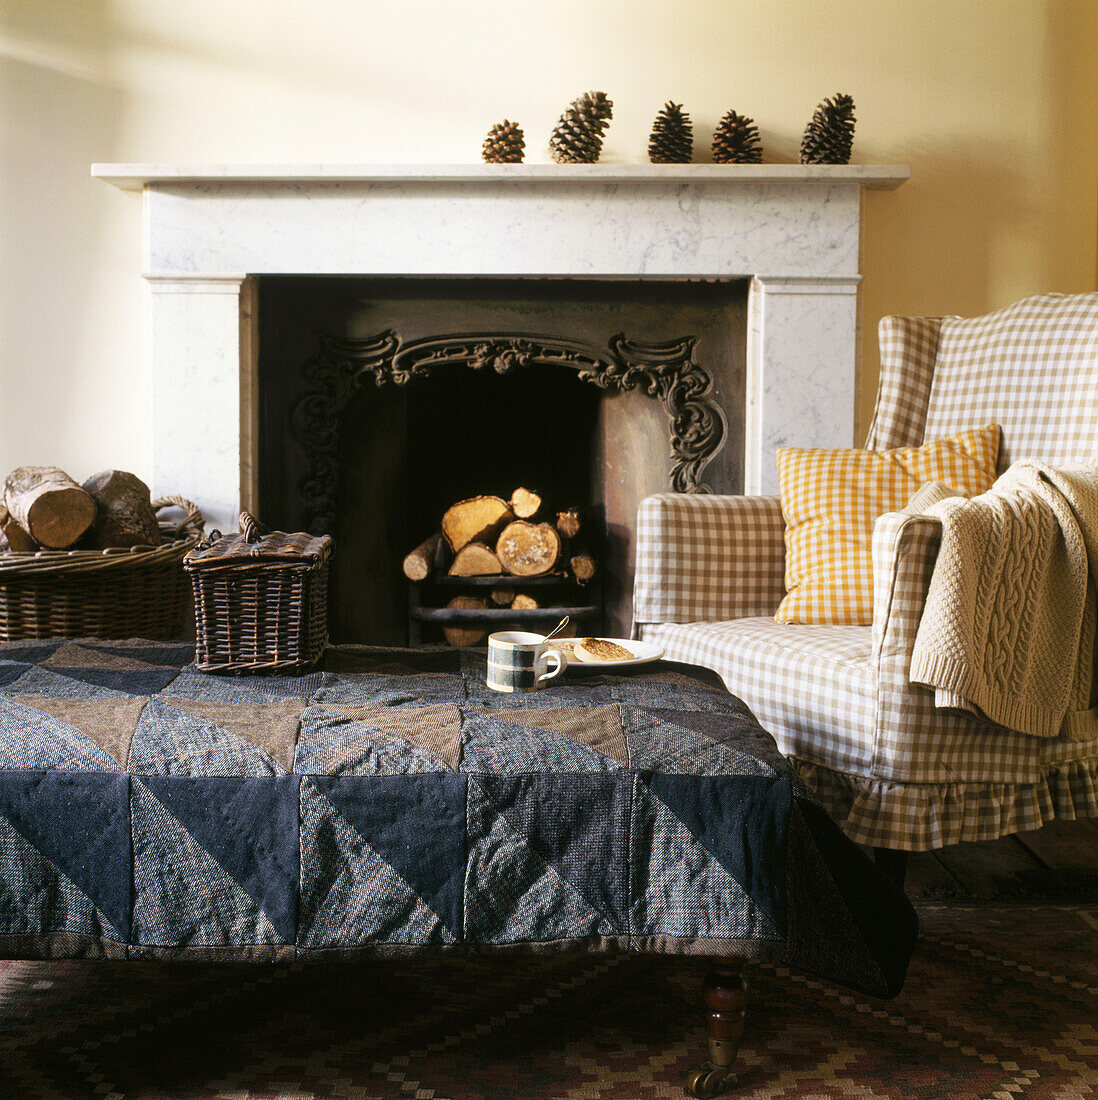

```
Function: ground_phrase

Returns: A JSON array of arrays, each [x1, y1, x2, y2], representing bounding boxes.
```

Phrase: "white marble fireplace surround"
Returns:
[[95, 164, 908, 533]]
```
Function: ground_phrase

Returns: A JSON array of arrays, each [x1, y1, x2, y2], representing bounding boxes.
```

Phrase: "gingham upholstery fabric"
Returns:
[[633, 494, 785, 625], [774, 426, 1000, 625], [638, 619, 877, 777], [864, 315, 943, 450], [634, 293, 1098, 850], [923, 293, 1098, 471]]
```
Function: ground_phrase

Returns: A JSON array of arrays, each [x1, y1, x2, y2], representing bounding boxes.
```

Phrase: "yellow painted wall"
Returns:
[[2, 0, 1096, 487]]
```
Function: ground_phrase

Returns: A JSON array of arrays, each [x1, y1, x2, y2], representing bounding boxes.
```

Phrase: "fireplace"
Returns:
[[94, 162, 908, 637], [256, 275, 744, 641]]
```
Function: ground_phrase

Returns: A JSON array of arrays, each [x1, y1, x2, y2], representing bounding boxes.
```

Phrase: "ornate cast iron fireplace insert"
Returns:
[[289, 330, 725, 537]]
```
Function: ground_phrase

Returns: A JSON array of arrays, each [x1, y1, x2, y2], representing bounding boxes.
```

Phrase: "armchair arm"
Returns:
[[870, 511, 943, 666], [633, 493, 786, 625]]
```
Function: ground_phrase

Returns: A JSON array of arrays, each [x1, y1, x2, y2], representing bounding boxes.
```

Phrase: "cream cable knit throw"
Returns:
[[909, 461, 1098, 740]]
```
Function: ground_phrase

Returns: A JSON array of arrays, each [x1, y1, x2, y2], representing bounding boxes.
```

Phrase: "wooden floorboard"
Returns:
[[904, 850, 965, 898], [1013, 818, 1098, 869], [907, 819, 1098, 902], [931, 834, 1043, 898]]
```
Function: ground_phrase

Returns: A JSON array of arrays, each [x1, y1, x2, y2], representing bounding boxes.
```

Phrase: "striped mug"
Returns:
[[486, 631, 568, 693]]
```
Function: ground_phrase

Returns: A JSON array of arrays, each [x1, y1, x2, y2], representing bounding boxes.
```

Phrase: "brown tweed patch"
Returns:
[[3, 904, 1092, 1098], [634, 667, 718, 688], [158, 698, 305, 772], [0, 932, 127, 960], [321, 703, 463, 770], [40, 642, 159, 671], [15, 696, 148, 768], [470, 704, 631, 765]]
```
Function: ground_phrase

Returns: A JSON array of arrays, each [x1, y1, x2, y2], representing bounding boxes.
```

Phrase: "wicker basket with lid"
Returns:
[[184, 512, 333, 673]]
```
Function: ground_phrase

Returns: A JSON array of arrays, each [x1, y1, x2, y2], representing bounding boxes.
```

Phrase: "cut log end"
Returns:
[[403, 533, 442, 581], [1, 515, 36, 552], [496, 521, 561, 577], [442, 595, 489, 647], [570, 553, 598, 584], [4, 467, 96, 549], [448, 542, 503, 577], [511, 593, 540, 610], [442, 496, 515, 553], [556, 508, 582, 540], [27, 488, 97, 548], [510, 487, 542, 519]]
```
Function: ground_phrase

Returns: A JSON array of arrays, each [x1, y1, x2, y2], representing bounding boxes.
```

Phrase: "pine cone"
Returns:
[[648, 102, 693, 164], [800, 93, 856, 164], [712, 110, 762, 164], [549, 91, 614, 164], [482, 119, 525, 164]]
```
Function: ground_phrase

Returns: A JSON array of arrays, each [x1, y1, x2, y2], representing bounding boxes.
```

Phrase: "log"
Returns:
[[570, 553, 598, 584], [442, 595, 489, 647], [403, 533, 441, 582], [442, 496, 514, 553], [556, 508, 582, 540], [557, 509, 598, 583], [82, 469, 160, 549], [448, 542, 503, 577], [0, 512, 36, 552], [3, 466, 96, 549], [496, 521, 561, 577], [490, 588, 514, 607], [511, 593, 540, 610], [510, 487, 542, 519]]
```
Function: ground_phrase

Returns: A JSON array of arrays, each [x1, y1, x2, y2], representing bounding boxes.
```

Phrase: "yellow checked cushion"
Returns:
[[775, 425, 1001, 625]]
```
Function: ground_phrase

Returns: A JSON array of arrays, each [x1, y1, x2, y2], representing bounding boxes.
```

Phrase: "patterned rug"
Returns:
[[0, 904, 1095, 1099]]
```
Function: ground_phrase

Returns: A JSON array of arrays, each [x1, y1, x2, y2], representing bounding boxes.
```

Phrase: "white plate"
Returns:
[[553, 637, 664, 670]]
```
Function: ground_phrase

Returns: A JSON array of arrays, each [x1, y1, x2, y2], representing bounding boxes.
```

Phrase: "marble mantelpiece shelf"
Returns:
[[92, 163, 909, 192], [93, 157, 908, 540]]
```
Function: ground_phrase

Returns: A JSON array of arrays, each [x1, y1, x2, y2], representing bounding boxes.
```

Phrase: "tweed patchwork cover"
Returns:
[[0, 640, 916, 998]]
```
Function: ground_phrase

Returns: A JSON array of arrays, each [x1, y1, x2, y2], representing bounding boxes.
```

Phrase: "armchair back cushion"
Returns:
[[775, 425, 1001, 625], [922, 294, 1098, 471], [867, 293, 1098, 467]]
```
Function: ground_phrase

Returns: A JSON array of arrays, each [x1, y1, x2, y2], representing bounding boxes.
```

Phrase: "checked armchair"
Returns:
[[633, 293, 1098, 852]]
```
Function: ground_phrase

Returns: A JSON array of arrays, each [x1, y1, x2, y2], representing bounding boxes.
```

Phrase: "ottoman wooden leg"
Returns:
[[686, 961, 748, 1098]]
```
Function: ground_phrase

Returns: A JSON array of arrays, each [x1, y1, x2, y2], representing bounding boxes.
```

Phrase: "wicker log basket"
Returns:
[[185, 512, 332, 674], [0, 496, 203, 642]]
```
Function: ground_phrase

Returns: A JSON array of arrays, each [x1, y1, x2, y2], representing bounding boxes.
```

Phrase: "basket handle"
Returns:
[[153, 496, 204, 540], [240, 511, 265, 544]]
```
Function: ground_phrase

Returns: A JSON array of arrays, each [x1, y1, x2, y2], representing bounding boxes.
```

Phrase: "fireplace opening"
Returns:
[[257, 276, 748, 644], [343, 356, 606, 647]]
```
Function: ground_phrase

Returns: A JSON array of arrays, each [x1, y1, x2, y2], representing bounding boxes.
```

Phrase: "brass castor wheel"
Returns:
[[687, 1062, 734, 1098]]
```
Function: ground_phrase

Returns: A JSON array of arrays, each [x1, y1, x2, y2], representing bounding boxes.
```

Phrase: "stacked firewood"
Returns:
[[0, 466, 160, 552], [403, 487, 598, 646]]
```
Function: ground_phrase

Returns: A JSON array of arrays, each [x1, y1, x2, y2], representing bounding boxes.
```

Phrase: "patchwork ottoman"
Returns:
[[0, 640, 917, 1096]]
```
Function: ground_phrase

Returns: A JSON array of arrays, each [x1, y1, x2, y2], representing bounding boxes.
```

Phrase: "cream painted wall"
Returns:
[[2, 0, 1096, 492]]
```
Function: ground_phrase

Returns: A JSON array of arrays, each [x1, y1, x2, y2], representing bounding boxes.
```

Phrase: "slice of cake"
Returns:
[[573, 638, 634, 663]]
